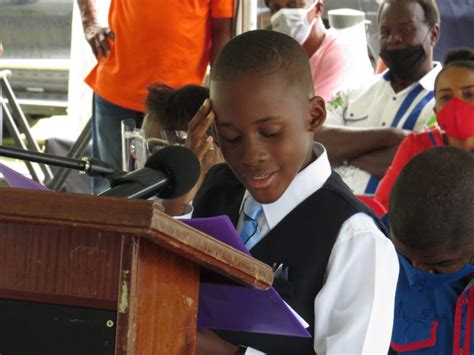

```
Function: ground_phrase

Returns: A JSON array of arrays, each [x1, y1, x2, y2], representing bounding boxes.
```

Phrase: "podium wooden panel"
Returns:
[[0, 188, 273, 354]]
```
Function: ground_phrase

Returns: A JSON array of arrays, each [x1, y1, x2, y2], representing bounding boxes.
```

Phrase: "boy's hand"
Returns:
[[84, 23, 115, 58], [186, 99, 217, 166], [196, 329, 238, 355], [162, 99, 223, 216]]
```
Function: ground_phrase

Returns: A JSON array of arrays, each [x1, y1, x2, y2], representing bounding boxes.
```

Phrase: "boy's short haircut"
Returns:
[[145, 83, 209, 131], [389, 147, 474, 250], [378, 0, 440, 27], [210, 30, 314, 98]]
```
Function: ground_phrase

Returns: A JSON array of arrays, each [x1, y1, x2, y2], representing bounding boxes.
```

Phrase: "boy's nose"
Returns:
[[241, 139, 268, 166]]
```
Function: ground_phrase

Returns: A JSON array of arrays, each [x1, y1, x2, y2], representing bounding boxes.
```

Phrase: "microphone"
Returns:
[[0, 145, 122, 180], [98, 145, 200, 199]]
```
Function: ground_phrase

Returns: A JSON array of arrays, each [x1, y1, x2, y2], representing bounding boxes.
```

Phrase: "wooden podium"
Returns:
[[0, 188, 273, 354]]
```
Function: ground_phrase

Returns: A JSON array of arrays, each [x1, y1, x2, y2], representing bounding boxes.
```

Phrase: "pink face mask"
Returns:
[[436, 96, 474, 141]]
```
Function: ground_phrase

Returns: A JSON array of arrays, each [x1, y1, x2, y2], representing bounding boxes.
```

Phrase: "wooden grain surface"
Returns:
[[0, 188, 273, 290]]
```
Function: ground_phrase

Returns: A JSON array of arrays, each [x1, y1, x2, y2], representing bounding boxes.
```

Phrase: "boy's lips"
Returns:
[[244, 171, 276, 189]]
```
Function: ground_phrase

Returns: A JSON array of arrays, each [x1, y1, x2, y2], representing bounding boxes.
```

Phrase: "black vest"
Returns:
[[193, 164, 384, 355]]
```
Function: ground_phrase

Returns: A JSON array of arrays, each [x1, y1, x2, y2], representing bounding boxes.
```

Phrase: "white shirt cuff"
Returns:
[[245, 347, 266, 355]]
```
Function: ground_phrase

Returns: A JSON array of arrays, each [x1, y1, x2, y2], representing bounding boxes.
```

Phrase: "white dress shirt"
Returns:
[[239, 143, 399, 354], [326, 63, 442, 194]]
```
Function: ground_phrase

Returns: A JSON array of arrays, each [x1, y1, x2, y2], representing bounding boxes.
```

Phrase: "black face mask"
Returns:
[[379, 44, 427, 80]]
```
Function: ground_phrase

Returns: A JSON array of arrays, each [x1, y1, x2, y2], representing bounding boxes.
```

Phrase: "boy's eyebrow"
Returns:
[[216, 116, 284, 127]]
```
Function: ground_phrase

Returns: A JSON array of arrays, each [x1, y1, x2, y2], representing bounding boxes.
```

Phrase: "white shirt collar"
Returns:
[[240, 142, 331, 231], [382, 61, 442, 91], [419, 61, 442, 90]]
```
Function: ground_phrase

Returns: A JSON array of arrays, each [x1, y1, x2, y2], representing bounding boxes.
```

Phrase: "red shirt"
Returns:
[[375, 127, 445, 210]]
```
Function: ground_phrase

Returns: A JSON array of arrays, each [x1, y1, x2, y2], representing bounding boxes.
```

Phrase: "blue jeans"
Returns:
[[92, 94, 143, 193]]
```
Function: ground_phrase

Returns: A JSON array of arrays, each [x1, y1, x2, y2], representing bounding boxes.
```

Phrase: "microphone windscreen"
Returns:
[[145, 145, 200, 198]]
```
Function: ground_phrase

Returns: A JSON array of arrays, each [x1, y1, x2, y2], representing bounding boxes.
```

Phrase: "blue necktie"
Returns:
[[240, 197, 263, 250]]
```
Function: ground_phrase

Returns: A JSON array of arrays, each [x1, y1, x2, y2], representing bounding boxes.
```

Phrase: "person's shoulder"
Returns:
[[193, 162, 242, 213], [326, 73, 384, 112], [319, 30, 343, 53], [200, 163, 237, 187], [337, 212, 391, 245], [410, 126, 444, 148]]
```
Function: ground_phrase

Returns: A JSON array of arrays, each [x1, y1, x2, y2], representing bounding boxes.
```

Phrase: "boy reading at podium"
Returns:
[[164, 30, 399, 355]]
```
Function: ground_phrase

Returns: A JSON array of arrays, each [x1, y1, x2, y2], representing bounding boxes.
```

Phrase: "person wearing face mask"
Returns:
[[266, 0, 373, 102], [388, 146, 474, 354], [315, 0, 441, 197], [375, 48, 474, 210]]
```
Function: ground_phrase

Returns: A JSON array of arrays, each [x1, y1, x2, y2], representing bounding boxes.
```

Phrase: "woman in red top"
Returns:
[[375, 48, 474, 210]]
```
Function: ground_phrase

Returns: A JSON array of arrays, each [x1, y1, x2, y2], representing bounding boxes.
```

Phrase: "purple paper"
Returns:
[[181, 215, 248, 254], [181, 216, 310, 338], [198, 283, 310, 337], [0, 163, 50, 191]]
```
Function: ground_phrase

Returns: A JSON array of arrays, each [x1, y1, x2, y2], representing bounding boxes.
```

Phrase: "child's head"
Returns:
[[143, 82, 210, 139], [389, 146, 474, 274], [434, 48, 474, 152], [209, 30, 326, 204]]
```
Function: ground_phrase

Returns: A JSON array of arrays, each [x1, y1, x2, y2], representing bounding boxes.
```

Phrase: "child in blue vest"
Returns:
[[164, 30, 399, 354], [389, 147, 474, 354]]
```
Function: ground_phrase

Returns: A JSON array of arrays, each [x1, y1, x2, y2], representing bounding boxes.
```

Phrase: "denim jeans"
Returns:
[[92, 94, 143, 193]]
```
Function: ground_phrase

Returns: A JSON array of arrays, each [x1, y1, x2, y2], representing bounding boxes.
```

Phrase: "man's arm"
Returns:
[[350, 145, 400, 179], [313, 213, 399, 353], [314, 125, 407, 167], [76, 0, 114, 58], [210, 18, 233, 65]]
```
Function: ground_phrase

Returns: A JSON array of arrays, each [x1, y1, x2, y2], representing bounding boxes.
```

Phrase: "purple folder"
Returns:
[[181, 216, 310, 337], [0, 163, 50, 191]]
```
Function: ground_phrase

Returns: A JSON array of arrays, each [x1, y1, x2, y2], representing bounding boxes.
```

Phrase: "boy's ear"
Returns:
[[307, 96, 326, 133]]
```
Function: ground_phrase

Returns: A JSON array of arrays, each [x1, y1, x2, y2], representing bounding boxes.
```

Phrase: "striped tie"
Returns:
[[240, 197, 263, 250]]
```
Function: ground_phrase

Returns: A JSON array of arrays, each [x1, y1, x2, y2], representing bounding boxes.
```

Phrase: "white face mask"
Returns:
[[270, 2, 317, 44]]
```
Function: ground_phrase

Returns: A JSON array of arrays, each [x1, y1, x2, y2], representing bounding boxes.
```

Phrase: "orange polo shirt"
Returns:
[[85, 0, 234, 112]]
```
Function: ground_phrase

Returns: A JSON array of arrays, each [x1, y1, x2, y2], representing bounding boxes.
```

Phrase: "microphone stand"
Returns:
[[0, 145, 122, 180]]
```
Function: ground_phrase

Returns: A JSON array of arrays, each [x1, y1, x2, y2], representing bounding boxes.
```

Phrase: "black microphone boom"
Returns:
[[0, 144, 201, 200], [0, 145, 119, 179], [99, 145, 200, 200]]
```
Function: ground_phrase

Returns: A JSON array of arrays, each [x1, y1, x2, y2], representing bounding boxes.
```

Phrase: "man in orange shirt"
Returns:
[[77, 0, 234, 188]]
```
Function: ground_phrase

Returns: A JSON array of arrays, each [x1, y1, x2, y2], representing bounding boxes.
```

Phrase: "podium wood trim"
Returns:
[[0, 188, 273, 289], [0, 188, 273, 354]]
